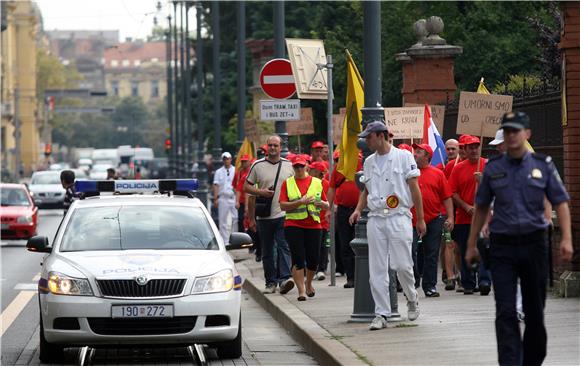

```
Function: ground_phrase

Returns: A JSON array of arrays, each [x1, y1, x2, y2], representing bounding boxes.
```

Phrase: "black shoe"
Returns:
[[463, 288, 474, 295], [480, 284, 491, 296], [343, 280, 355, 288], [255, 255, 262, 262], [424, 289, 440, 298], [474, 286, 480, 293]]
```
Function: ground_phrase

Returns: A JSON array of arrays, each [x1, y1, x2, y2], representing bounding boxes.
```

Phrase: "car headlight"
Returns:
[[17, 215, 33, 224], [47, 272, 93, 296], [191, 269, 234, 294]]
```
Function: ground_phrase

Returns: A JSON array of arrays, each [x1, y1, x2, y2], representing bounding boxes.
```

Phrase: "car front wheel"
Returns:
[[212, 314, 242, 359], [39, 318, 65, 363]]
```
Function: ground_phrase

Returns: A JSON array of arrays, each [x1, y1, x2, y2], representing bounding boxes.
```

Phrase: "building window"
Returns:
[[151, 80, 159, 98], [134, 60, 141, 67], [111, 60, 118, 67], [131, 81, 139, 97], [123, 59, 130, 67], [112, 81, 119, 96]]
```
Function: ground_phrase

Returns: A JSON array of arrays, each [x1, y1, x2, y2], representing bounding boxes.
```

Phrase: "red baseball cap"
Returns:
[[286, 153, 296, 161], [309, 161, 327, 172], [333, 150, 340, 160], [260, 144, 268, 152], [463, 136, 481, 146], [240, 154, 250, 161], [458, 135, 472, 146], [291, 155, 308, 166], [398, 143, 413, 153], [412, 143, 433, 158], [311, 141, 324, 149], [301, 154, 312, 163]]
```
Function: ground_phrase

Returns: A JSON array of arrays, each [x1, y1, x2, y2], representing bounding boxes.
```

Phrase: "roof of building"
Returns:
[[104, 41, 168, 69]]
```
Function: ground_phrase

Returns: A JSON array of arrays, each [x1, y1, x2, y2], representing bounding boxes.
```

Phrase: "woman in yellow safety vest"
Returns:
[[279, 155, 329, 301]]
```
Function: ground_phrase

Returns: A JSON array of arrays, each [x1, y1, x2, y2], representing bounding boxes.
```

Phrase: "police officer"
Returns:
[[213, 152, 237, 245], [349, 121, 426, 330], [466, 111, 573, 366]]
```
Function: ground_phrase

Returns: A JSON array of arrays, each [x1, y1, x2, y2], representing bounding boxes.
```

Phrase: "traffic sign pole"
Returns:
[[273, 1, 288, 156]]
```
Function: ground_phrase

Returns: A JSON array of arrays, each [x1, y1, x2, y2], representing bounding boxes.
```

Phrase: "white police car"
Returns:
[[26, 180, 252, 362]]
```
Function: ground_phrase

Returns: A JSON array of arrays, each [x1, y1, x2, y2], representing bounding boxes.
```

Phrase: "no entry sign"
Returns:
[[259, 58, 296, 99]]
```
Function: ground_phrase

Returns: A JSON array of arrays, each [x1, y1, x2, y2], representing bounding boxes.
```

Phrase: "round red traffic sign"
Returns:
[[259, 58, 296, 99]]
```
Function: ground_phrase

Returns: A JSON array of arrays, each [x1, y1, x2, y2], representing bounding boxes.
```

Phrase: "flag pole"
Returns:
[[325, 54, 336, 287]]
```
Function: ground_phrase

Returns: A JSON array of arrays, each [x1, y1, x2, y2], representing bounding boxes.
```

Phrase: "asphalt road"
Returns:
[[1, 209, 318, 366]]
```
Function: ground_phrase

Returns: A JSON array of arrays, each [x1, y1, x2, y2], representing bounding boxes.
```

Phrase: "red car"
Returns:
[[1, 183, 38, 240]]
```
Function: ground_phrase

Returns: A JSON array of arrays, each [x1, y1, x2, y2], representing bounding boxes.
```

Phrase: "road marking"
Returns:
[[0, 291, 35, 336], [14, 283, 38, 291]]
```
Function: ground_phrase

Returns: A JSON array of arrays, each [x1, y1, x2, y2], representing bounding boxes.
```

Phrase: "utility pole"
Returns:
[[13, 88, 21, 181], [195, 1, 209, 208], [212, 1, 222, 169], [273, 0, 287, 156], [180, 1, 187, 176], [350, 0, 388, 323], [173, 1, 180, 177], [236, 1, 246, 151]]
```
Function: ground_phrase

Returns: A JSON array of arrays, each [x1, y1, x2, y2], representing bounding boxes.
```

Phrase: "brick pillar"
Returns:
[[396, 17, 462, 106], [559, 2, 580, 289]]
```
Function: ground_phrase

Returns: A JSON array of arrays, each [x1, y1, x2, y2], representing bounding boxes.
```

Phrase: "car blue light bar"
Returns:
[[75, 179, 198, 194]]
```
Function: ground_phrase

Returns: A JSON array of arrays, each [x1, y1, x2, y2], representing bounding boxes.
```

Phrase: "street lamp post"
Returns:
[[185, 2, 193, 175], [165, 16, 174, 173], [273, 0, 288, 157], [172, 1, 180, 177], [236, 1, 246, 151], [180, 1, 187, 176], [195, 1, 209, 207], [350, 0, 390, 323], [211, 1, 222, 171]]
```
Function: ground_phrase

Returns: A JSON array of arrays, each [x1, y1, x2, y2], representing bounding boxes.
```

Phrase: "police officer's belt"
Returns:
[[490, 229, 546, 245]]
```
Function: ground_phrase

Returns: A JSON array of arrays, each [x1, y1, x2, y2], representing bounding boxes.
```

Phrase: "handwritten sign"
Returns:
[[332, 107, 347, 146], [405, 103, 445, 133], [287, 107, 314, 136], [457, 92, 513, 137], [244, 118, 261, 145], [384, 107, 424, 139]]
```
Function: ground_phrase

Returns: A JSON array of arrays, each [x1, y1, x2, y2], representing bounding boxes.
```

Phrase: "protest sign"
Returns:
[[457, 91, 513, 137]]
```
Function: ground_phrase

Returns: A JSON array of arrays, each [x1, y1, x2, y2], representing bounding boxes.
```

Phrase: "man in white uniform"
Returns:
[[349, 121, 427, 330], [213, 152, 237, 244]]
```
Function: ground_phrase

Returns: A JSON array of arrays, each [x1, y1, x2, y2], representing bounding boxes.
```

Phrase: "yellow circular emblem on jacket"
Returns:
[[386, 195, 399, 209]]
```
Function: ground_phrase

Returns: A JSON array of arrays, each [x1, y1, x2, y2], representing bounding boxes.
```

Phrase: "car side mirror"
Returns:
[[26, 236, 51, 253], [226, 232, 253, 251]]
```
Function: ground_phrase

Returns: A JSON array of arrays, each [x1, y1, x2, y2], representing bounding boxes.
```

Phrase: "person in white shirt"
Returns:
[[213, 152, 237, 244], [349, 121, 426, 331]]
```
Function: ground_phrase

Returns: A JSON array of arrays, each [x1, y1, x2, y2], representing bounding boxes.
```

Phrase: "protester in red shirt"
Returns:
[[234, 154, 251, 232], [309, 161, 330, 281], [448, 136, 488, 294], [325, 150, 363, 288], [279, 156, 329, 301], [311, 141, 325, 162], [444, 135, 470, 179], [410, 144, 454, 297], [398, 143, 413, 153]]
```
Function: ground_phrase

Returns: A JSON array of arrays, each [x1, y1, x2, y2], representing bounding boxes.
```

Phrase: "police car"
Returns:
[[26, 179, 252, 362]]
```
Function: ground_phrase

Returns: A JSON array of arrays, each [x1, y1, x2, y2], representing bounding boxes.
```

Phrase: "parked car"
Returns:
[[1, 183, 38, 239], [29, 171, 65, 208], [77, 158, 93, 174], [149, 158, 169, 179], [49, 163, 71, 171], [89, 164, 114, 180]]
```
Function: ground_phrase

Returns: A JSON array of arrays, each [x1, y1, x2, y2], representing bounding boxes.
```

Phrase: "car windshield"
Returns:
[[1, 188, 30, 206], [31, 173, 60, 185], [60, 205, 218, 252]]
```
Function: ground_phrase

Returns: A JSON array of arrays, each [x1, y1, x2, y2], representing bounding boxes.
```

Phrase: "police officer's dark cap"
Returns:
[[358, 121, 389, 138], [501, 111, 530, 130]]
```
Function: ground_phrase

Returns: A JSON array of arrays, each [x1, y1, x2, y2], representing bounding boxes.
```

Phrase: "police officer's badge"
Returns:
[[531, 169, 542, 179], [386, 195, 399, 209]]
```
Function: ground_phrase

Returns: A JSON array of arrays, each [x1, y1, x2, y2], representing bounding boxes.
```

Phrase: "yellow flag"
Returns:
[[477, 78, 534, 152], [235, 137, 254, 171], [337, 50, 364, 181]]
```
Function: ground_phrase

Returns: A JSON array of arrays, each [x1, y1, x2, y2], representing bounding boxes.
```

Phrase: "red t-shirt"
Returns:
[[330, 164, 361, 208], [444, 159, 459, 179], [279, 175, 327, 229], [411, 166, 452, 226], [320, 179, 330, 230], [233, 168, 249, 204], [448, 158, 487, 225]]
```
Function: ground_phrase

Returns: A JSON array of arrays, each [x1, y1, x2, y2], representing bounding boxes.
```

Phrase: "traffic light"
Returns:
[[164, 138, 171, 154], [44, 143, 52, 157]]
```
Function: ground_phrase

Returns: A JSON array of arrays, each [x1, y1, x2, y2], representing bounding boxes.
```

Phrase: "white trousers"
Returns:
[[367, 215, 418, 317], [218, 196, 237, 244]]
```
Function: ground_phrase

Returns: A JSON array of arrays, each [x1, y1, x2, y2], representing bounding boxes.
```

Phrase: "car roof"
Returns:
[[73, 194, 205, 209], [0, 183, 27, 189]]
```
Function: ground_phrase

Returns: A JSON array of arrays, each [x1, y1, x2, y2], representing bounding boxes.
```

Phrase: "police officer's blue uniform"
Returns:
[[476, 121, 570, 365]]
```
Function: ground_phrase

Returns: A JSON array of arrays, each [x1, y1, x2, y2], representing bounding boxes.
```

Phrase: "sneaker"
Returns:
[[456, 284, 464, 293], [343, 280, 354, 288], [445, 278, 456, 291], [263, 284, 276, 294], [480, 284, 491, 296], [316, 271, 326, 281], [407, 301, 420, 321], [335, 272, 343, 277], [424, 289, 440, 298], [279, 279, 295, 294], [369, 315, 388, 330], [463, 288, 474, 295]]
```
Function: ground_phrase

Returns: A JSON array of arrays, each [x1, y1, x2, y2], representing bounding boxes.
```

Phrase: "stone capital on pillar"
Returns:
[[396, 17, 462, 106]]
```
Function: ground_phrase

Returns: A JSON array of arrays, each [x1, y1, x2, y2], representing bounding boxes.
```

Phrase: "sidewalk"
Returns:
[[234, 251, 580, 366]]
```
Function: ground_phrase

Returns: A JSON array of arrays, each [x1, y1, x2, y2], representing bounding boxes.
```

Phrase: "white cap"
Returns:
[[489, 129, 504, 146], [221, 152, 232, 159]]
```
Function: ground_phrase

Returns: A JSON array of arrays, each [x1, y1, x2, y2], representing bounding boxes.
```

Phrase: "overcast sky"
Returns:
[[35, 0, 175, 42]]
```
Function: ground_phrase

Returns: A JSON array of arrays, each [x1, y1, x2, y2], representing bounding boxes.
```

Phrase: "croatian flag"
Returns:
[[423, 104, 447, 167]]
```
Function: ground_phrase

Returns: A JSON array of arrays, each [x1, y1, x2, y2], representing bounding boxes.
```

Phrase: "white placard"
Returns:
[[260, 99, 301, 121], [285, 38, 328, 100]]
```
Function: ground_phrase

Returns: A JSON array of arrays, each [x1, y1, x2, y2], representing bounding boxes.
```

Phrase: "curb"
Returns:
[[238, 264, 366, 366]]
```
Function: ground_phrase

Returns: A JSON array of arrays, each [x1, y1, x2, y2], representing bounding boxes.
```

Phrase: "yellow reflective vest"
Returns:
[[285, 175, 323, 222]]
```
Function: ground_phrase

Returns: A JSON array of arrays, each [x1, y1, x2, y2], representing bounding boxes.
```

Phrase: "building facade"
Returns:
[[1, 0, 43, 178], [104, 41, 167, 105]]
